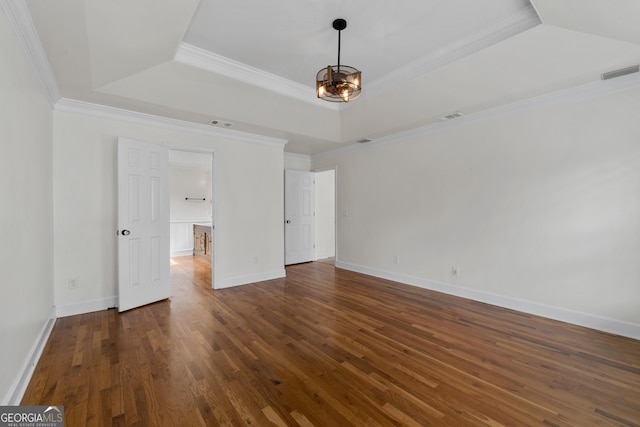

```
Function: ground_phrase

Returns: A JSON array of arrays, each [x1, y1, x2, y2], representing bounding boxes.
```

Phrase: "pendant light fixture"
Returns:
[[316, 18, 362, 103]]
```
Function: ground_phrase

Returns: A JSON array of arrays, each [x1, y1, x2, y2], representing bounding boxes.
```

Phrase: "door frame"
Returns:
[[167, 144, 216, 289]]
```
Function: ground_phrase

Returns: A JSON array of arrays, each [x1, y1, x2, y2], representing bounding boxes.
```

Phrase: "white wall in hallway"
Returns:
[[170, 165, 212, 220], [169, 151, 212, 256]]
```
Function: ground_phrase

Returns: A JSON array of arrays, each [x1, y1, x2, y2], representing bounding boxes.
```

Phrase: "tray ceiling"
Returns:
[[17, 0, 640, 155]]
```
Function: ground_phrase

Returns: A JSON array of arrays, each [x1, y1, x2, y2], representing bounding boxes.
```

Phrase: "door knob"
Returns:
[[285, 220, 291, 224], [121, 229, 130, 236]]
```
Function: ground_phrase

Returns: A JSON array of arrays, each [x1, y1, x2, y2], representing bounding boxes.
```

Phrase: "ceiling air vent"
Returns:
[[357, 138, 372, 143], [601, 65, 639, 81], [440, 112, 464, 121], [210, 120, 233, 127]]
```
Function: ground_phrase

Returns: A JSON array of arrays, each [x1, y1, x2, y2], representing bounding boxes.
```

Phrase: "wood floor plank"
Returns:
[[22, 257, 640, 426]]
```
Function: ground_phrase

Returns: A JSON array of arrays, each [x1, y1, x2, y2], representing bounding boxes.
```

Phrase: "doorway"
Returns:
[[315, 169, 336, 264], [169, 149, 214, 288], [284, 168, 336, 265]]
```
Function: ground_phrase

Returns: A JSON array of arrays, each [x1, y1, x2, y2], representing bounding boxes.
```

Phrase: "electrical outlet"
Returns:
[[393, 255, 400, 264], [68, 278, 79, 289], [451, 266, 459, 277], [253, 256, 258, 264]]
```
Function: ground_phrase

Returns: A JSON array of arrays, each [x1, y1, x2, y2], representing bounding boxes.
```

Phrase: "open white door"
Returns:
[[285, 169, 315, 265], [117, 138, 170, 312]]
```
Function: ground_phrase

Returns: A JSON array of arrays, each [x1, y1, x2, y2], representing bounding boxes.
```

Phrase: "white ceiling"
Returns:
[[183, 0, 535, 87], [21, 0, 640, 155]]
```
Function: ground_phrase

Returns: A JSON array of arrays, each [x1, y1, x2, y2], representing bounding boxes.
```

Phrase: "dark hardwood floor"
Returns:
[[23, 257, 640, 426]]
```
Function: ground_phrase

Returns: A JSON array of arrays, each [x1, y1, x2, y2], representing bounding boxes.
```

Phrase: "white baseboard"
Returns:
[[56, 296, 118, 318], [2, 306, 57, 405], [215, 269, 286, 289], [171, 250, 193, 257], [335, 260, 640, 341]]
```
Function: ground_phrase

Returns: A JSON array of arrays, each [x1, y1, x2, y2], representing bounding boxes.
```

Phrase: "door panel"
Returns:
[[285, 170, 315, 265], [118, 138, 170, 312]]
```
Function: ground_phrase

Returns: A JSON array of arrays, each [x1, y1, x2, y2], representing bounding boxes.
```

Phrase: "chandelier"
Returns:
[[316, 19, 362, 103]]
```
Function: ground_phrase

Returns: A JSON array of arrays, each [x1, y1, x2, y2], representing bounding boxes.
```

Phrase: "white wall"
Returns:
[[169, 163, 212, 257], [315, 169, 335, 259], [0, 10, 54, 403], [313, 81, 640, 338], [170, 165, 212, 220], [53, 109, 286, 314]]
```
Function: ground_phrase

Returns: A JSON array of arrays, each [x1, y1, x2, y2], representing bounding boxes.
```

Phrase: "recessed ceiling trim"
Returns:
[[175, 6, 539, 108], [440, 112, 464, 121], [210, 119, 233, 127], [175, 43, 339, 111], [601, 65, 639, 81], [360, 5, 542, 102], [54, 98, 289, 148], [0, 0, 61, 105]]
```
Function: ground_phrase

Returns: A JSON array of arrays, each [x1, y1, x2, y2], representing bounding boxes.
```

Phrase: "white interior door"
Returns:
[[285, 169, 315, 265], [118, 138, 170, 312]]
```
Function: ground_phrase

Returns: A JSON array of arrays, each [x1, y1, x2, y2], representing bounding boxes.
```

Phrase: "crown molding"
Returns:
[[0, 0, 60, 105], [312, 72, 640, 162], [175, 43, 340, 111], [55, 98, 289, 148]]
